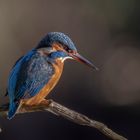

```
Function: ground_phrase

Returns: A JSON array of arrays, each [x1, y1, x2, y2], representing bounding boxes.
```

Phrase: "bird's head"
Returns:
[[36, 32, 98, 70]]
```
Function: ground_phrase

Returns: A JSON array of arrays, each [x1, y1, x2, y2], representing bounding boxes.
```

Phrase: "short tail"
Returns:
[[8, 101, 20, 120]]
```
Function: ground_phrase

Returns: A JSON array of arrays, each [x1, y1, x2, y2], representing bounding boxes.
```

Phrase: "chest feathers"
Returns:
[[24, 59, 64, 105]]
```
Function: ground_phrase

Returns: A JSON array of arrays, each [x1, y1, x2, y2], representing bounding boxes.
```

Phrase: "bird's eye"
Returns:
[[64, 46, 69, 51], [63, 45, 74, 53]]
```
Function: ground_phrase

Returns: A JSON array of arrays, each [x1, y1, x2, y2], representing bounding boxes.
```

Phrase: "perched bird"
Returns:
[[6, 32, 98, 119]]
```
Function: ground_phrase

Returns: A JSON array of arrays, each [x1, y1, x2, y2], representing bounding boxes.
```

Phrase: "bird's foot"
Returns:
[[19, 99, 51, 113], [39, 99, 51, 106]]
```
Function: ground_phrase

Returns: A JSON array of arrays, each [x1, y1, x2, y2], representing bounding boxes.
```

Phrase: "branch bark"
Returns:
[[0, 99, 127, 140]]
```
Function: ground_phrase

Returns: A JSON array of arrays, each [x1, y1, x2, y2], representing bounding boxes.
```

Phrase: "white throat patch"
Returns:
[[59, 56, 73, 62]]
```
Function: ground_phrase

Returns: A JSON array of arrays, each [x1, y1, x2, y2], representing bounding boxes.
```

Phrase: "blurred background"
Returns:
[[0, 0, 140, 139]]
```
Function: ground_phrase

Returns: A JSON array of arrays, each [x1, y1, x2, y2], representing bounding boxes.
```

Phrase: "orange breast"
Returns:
[[23, 60, 64, 105]]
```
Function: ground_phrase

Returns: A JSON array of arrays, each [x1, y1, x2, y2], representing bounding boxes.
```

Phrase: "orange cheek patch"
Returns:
[[52, 43, 64, 51]]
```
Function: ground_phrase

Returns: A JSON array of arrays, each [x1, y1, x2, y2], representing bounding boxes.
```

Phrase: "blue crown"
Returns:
[[36, 32, 77, 51]]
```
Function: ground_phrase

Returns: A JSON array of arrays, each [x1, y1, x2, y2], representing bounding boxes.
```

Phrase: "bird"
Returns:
[[6, 32, 98, 119]]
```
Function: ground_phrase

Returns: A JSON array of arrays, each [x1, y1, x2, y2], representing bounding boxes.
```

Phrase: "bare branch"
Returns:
[[0, 99, 127, 140]]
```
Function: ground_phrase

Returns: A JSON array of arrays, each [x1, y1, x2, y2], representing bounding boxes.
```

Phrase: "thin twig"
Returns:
[[0, 99, 127, 140]]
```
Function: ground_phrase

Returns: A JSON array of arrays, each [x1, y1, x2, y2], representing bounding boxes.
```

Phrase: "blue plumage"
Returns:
[[37, 32, 77, 51], [8, 50, 55, 119], [7, 50, 70, 119], [7, 32, 97, 119]]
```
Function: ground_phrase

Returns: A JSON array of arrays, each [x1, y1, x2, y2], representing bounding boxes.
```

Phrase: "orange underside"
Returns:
[[23, 59, 64, 105]]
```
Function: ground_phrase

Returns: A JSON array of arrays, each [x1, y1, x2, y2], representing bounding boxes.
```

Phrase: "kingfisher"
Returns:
[[6, 32, 98, 119]]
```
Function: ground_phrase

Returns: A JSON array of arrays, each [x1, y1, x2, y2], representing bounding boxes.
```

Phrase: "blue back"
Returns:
[[7, 50, 55, 119], [8, 50, 55, 101]]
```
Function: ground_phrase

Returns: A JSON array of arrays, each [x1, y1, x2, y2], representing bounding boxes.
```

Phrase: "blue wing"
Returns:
[[7, 50, 54, 119]]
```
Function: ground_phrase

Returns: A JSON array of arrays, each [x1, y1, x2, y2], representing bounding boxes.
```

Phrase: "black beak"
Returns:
[[70, 53, 99, 70]]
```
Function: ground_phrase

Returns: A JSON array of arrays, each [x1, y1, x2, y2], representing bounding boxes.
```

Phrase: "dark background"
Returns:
[[0, 0, 140, 139]]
